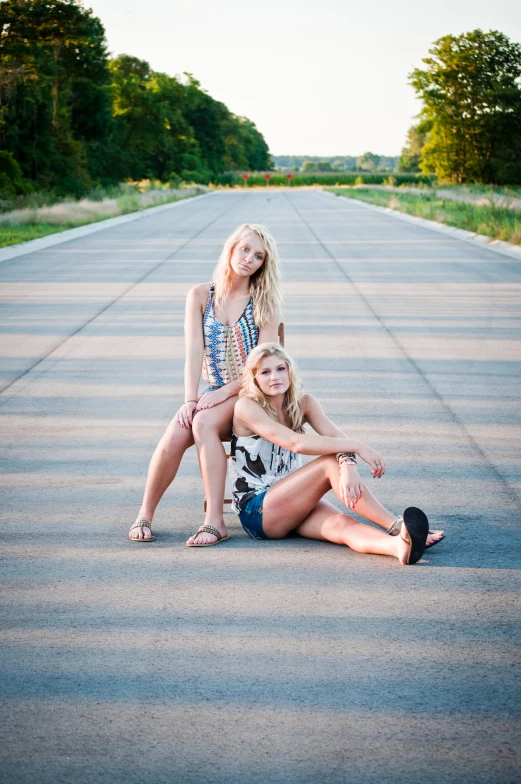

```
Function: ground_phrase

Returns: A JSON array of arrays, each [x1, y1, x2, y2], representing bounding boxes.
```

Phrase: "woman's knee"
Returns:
[[162, 419, 193, 451], [329, 512, 353, 535], [192, 409, 229, 441]]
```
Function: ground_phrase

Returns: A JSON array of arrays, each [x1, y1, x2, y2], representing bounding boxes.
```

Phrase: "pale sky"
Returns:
[[85, 0, 521, 157]]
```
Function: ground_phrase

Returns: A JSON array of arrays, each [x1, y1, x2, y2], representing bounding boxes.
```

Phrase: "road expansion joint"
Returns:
[[0, 194, 248, 406], [284, 191, 521, 513]]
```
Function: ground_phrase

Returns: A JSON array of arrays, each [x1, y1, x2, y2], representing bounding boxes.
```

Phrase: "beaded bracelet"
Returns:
[[184, 399, 198, 405], [336, 451, 357, 466]]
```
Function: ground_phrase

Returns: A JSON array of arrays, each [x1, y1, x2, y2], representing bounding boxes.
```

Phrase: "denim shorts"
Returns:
[[238, 490, 271, 540], [200, 385, 221, 394]]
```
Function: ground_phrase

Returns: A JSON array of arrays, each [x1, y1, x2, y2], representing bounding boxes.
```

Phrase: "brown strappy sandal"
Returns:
[[128, 519, 155, 542], [186, 524, 230, 547]]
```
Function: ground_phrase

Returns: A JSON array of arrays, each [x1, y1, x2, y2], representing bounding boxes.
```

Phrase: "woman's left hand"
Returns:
[[339, 464, 364, 509], [357, 443, 386, 478], [196, 386, 229, 411]]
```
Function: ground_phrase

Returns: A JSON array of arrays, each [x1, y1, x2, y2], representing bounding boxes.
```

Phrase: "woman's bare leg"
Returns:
[[188, 396, 238, 544], [261, 456, 413, 562], [130, 420, 194, 540], [355, 482, 444, 548], [294, 499, 408, 561], [261, 455, 396, 537]]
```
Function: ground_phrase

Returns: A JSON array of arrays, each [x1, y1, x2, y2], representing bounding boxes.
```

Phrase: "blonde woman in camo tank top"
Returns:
[[232, 343, 445, 556], [129, 224, 282, 546]]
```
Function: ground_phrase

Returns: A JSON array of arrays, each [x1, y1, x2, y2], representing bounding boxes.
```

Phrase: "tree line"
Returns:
[[398, 29, 521, 184], [272, 154, 399, 172], [0, 0, 270, 196]]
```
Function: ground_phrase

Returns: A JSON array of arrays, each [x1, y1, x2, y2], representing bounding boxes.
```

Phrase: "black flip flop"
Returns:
[[401, 507, 429, 565]]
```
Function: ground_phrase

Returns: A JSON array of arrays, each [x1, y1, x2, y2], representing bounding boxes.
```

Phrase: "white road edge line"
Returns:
[[0, 190, 218, 264], [321, 189, 521, 262]]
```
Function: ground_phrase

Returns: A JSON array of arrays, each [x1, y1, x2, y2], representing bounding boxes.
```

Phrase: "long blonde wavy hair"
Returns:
[[213, 224, 282, 328], [240, 342, 305, 433]]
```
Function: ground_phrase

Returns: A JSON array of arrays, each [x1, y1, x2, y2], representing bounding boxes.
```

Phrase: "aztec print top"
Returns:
[[202, 284, 259, 387], [231, 432, 302, 512]]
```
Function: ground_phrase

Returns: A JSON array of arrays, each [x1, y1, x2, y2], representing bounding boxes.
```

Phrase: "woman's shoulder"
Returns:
[[300, 392, 316, 409], [300, 392, 321, 417], [188, 282, 212, 298], [233, 396, 260, 436], [187, 282, 213, 307], [234, 396, 260, 416]]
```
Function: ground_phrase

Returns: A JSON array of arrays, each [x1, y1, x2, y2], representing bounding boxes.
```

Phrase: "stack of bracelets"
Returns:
[[336, 451, 357, 466]]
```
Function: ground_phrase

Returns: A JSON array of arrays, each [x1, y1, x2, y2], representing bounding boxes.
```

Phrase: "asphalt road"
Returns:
[[1, 190, 520, 784]]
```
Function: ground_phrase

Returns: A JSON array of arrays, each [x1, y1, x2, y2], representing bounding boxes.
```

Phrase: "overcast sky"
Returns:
[[85, 0, 521, 157]]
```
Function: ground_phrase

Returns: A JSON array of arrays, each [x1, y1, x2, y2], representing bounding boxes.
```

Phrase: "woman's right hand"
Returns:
[[356, 443, 386, 478], [175, 400, 198, 429]]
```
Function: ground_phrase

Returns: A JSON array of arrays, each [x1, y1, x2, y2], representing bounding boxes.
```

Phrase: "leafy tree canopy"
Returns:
[[356, 152, 381, 171], [0, 0, 270, 195], [409, 29, 521, 184], [397, 121, 431, 173]]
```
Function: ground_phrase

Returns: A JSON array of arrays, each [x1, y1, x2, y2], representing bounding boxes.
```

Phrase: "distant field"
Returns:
[[327, 187, 521, 245], [214, 172, 434, 188]]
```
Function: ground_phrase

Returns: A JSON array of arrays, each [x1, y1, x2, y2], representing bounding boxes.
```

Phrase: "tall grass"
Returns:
[[327, 187, 521, 245], [0, 182, 209, 248]]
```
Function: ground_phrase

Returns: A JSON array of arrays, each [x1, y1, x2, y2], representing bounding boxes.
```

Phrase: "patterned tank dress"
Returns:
[[202, 284, 259, 388]]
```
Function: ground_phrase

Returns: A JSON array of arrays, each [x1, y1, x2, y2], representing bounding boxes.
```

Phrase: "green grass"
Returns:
[[435, 183, 521, 199], [0, 184, 208, 248], [326, 187, 521, 245], [0, 223, 73, 248]]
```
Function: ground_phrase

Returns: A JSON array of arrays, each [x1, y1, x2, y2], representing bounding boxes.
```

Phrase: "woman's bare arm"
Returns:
[[183, 284, 207, 401], [234, 396, 361, 455], [257, 308, 281, 344], [234, 395, 385, 476], [175, 284, 207, 428]]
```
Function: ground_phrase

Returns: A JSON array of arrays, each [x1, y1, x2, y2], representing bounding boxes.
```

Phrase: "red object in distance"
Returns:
[[286, 173, 292, 179], [242, 173, 249, 180], [265, 174, 271, 179]]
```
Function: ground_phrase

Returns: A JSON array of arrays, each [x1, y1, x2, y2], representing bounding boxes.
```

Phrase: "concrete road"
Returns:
[[1, 190, 520, 784]]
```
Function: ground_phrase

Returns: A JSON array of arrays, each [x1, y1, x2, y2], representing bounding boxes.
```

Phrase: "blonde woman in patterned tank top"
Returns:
[[129, 225, 281, 545]]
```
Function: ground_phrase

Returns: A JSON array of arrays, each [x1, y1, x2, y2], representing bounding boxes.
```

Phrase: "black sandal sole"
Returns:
[[402, 507, 429, 565]]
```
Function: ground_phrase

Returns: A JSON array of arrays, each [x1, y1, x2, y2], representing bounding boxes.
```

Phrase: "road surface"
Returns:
[[1, 190, 520, 783]]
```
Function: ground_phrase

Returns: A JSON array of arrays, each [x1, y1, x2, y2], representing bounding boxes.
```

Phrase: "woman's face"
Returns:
[[255, 354, 290, 397], [230, 231, 266, 279]]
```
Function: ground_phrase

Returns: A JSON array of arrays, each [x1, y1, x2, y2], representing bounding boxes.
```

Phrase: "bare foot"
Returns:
[[187, 520, 228, 546], [129, 518, 154, 541], [426, 529, 445, 548], [389, 524, 445, 550]]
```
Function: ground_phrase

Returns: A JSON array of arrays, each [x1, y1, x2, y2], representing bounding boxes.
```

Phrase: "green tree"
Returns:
[[0, 149, 28, 194], [0, 0, 271, 193], [410, 29, 521, 183], [0, 0, 111, 193], [397, 121, 431, 172], [356, 152, 381, 171], [108, 56, 200, 181]]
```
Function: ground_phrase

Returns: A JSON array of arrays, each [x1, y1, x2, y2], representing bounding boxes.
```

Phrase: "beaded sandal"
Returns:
[[129, 518, 155, 542], [186, 524, 230, 547]]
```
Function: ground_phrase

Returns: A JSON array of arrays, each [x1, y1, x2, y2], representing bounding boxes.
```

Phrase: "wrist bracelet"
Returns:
[[336, 451, 357, 465], [184, 399, 198, 404]]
